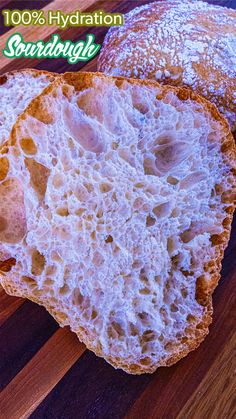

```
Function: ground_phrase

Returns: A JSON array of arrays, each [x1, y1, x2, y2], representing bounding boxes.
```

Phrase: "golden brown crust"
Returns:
[[1, 71, 235, 374], [0, 68, 56, 83]]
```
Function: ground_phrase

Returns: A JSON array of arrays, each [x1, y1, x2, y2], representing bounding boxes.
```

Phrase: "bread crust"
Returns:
[[0, 68, 56, 94], [0, 68, 56, 81], [1, 72, 235, 374], [98, 0, 236, 134]]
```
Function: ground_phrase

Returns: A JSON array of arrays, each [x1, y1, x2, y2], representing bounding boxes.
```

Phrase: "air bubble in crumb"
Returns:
[[146, 215, 156, 227], [31, 249, 45, 276], [105, 235, 113, 243], [170, 304, 178, 312], [0, 157, 9, 181], [59, 284, 70, 295], [52, 174, 64, 189], [100, 182, 113, 193], [92, 251, 104, 266], [153, 202, 171, 218], [167, 176, 179, 185], [20, 137, 37, 155], [56, 207, 69, 217]]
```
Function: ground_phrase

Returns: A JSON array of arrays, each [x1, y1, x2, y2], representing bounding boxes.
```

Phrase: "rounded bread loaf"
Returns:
[[98, 0, 236, 134]]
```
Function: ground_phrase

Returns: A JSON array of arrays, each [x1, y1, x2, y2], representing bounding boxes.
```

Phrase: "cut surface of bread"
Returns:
[[0, 72, 235, 374], [98, 0, 236, 134], [0, 69, 55, 147]]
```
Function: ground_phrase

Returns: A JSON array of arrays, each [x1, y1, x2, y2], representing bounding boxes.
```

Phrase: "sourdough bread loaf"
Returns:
[[98, 0, 236, 134], [0, 69, 55, 147], [0, 72, 235, 374]]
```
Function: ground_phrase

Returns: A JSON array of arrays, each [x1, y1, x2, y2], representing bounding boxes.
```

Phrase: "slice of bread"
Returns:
[[0, 69, 55, 146], [0, 72, 235, 374]]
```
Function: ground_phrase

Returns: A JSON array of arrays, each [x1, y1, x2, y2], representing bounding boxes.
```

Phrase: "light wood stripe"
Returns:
[[0, 288, 24, 327], [177, 331, 236, 419], [82, 56, 98, 72], [0, 327, 86, 419], [0, 0, 97, 71]]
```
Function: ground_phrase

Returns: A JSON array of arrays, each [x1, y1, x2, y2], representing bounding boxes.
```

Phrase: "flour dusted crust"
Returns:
[[0, 69, 56, 146], [98, 0, 236, 134], [0, 72, 235, 374]]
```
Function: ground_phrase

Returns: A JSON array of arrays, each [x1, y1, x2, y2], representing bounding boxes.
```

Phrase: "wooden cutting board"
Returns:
[[0, 1, 235, 418]]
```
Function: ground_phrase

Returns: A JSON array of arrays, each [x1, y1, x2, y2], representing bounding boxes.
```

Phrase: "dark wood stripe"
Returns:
[[30, 350, 151, 419], [0, 0, 51, 9], [0, 0, 17, 10], [0, 300, 58, 391], [212, 0, 236, 6], [221, 214, 236, 278]]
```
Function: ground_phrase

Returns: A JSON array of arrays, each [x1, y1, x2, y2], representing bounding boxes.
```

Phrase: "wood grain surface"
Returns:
[[0, 1, 235, 418]]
